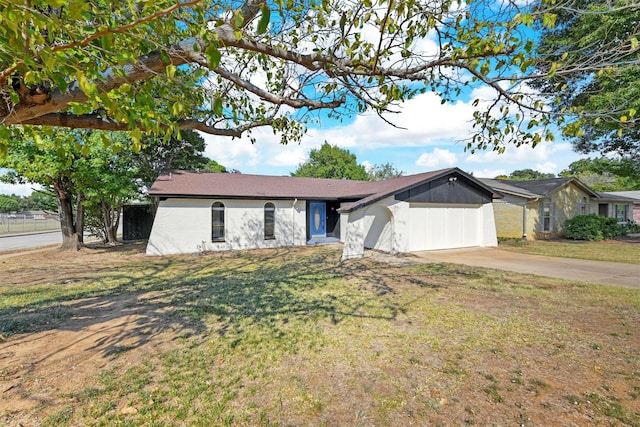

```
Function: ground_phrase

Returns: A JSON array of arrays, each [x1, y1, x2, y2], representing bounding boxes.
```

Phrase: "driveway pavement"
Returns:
[[413, 247, 640, 289]]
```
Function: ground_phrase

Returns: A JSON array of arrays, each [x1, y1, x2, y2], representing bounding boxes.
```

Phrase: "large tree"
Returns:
[[0, 195, 19, 213], [495, 169, 556, 181], [292, 142, 369, 180], [367, 162, 404, 181], [531, 0, 640, 160], [560, 158, 640, 191], [1, 130, 89, 249], [132, 130, 210, 189], [1, 128, 219, 248], [2, 0, 636, 153]]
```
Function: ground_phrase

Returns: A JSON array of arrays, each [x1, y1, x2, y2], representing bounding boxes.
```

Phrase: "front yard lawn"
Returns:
[[500, 237, 640, 264], [1, 243, 638, 426]]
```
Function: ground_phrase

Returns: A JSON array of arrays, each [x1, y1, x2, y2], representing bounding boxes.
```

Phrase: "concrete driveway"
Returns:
[[413, 247, 640, 289]]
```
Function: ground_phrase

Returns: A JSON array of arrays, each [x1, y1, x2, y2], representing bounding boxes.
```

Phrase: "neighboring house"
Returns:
[[480, 177, 636, 240], [602, 191, 640, 223], [146, 168, 499, 259]]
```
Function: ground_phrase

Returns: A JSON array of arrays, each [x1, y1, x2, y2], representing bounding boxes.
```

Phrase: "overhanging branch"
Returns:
[[21, 113, 273, 137]]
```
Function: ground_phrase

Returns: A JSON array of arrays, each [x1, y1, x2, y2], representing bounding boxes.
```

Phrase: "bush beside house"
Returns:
[[565, 215, 625, 241]]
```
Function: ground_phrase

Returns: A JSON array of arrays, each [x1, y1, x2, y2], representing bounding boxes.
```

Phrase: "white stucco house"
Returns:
[[146, 168, 499, 260]]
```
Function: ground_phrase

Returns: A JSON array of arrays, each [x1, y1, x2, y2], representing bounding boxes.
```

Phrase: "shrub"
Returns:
[[565, 215, 623, 241]]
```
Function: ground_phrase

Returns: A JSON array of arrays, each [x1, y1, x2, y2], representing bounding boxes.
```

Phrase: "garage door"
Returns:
[[409, 204, 481, 251]]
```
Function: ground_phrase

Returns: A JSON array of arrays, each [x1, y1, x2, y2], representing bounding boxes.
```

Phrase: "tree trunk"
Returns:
[[76, 192, 84, 244], [102, 201, 119, 245], [54, 181, 83, 251]]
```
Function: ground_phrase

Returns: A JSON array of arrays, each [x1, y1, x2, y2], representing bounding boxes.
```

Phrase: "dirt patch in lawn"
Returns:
[[1, 243, 638, 426]]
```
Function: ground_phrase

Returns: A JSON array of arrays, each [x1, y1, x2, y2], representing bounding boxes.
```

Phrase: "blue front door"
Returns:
[[309, 202, 326, 238]]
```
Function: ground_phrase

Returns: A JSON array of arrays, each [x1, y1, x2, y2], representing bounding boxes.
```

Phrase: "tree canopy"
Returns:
[[366, 162, 404, 181], [2, 0, 637, 154], [292, 142, 369, 180], [559, 158, 640, 191], [0, 194, 19, 213], [531, 0, 640, 161], [0, 128, 219, 248], [495, 169, 556, 181]]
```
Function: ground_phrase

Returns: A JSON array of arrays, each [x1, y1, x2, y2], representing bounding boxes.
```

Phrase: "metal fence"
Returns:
[[0, 214, 60, 235]]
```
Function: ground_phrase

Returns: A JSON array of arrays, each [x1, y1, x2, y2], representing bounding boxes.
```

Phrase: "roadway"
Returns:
[[0, 231, 62, 252]]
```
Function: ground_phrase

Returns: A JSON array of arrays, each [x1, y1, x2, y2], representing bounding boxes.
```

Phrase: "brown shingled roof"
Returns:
[[149, 167, 494, 212], [148, 170, 378, 200]]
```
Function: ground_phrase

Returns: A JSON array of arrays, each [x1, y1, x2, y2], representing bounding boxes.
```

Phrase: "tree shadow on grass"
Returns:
[[0, 245, 429, 360]]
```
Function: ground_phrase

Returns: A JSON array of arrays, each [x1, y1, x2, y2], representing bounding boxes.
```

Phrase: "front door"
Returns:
[[309, 202, 326, 239]]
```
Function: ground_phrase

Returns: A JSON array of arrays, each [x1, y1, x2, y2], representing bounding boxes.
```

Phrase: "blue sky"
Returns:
[[200, 89, 583, 179]]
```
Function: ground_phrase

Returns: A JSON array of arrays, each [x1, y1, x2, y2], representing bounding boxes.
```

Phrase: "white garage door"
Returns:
[[409, 204, 482, 251]]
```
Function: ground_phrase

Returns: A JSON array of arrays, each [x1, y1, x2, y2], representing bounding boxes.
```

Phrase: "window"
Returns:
[[211, 202, 225, 242], [615, 204, 628, 222], [264, 202, 275, 239], [579, 197, 588, 215], [542, 200, 552, 232]]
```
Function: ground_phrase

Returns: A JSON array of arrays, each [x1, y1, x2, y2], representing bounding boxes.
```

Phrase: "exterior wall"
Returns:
[[341, 209, 366, 260], [147, 198, 306, 255], [492, 199, 526, 239], [363, 204, 393, 252], [493, 184, 597, 241], [634, 204, 640, 223], [480, 203, 499, 247], [492, 195, 540, 240], [532, 184, 590, 239], [340, 196, 497, 260]]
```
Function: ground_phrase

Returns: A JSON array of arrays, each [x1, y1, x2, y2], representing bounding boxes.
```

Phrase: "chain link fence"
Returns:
[[0, 213, 60, 235]]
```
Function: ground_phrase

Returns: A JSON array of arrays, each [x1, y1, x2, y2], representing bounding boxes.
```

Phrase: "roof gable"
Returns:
[[480, 177, 599, 199]]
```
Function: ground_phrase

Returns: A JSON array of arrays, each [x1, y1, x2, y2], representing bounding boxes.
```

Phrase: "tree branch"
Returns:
[[21, 113, 273, 137]]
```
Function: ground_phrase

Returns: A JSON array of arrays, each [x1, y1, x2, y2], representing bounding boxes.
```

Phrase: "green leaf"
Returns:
[[166, 64, 177, 79], [213, 98, 223, 116], [23, 71, 38, 84], [233, 10, 244, 28], [205, 45, 222, 69], [131, 128, 142, 148], [76, 71, 97, 98], [257, 4, 271, 34], [51, 73, 68, 93], [45, 0, 67, 7]]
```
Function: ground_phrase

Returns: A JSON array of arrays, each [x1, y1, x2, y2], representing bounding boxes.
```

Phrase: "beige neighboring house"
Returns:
[[603, 191, 640, 223], [146, 168, 500, 260], [480, 177, 636, 240]]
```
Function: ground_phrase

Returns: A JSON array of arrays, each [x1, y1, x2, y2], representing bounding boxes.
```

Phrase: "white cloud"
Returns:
[[304, 92, 477, 151], [416, 148, 459, 168], [465, 142, 572, 166], [469, 168, 507, 178], [536, 161, 558, 174], [0, 182, 39, 197]]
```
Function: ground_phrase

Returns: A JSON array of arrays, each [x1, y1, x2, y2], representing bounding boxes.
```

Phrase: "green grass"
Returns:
[[499, 238, 640, 264], [1, 244, 639, 426]]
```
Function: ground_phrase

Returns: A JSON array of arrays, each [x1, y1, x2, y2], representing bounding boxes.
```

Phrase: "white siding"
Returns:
[[340, 197, 497, 260], [363, 205, 393, 252], [147, 198, 306, 255]]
